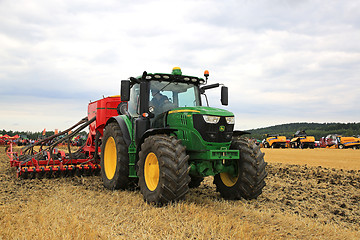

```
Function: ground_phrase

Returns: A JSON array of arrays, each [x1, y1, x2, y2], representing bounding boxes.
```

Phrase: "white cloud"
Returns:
[[0, 0, 359, 132]]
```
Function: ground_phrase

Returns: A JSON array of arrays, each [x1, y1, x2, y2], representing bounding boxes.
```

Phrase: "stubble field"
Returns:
[[0, 146, 359, 239]]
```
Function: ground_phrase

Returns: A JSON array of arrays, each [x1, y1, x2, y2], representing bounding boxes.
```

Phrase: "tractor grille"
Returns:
[[193, 114, 234, 143], [180, 114, 187, 126]]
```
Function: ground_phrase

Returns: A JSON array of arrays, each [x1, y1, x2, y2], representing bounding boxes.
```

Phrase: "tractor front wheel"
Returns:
[[100, 122, 130, 190], [214, 137, 267, 200], [137, 135, 190, 205]]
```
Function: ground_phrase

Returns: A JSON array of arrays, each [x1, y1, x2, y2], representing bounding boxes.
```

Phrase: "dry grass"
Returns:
[[0, 146, 359, 239]]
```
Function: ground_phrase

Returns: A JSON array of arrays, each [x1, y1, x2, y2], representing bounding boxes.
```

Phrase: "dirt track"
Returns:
[[0, 147, 359, 239]]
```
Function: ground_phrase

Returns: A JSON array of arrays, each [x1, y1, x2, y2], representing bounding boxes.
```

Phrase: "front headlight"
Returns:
[[203, 115, 220, 124], [225, 116, 235, 124]]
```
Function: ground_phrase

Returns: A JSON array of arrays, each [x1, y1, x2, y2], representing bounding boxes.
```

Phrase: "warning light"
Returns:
[[172, 67, 182, 75], [204, 70, 209, 77], [204, 70, 209, 82]]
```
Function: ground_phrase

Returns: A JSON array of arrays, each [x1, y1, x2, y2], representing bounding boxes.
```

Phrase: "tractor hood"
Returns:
[[168, 106, 234, 117]]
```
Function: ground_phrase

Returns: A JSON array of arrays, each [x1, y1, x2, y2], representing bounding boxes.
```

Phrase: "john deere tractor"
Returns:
[[100, 67, 267, 205]]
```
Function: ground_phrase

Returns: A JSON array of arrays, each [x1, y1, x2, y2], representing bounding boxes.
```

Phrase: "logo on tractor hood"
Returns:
[[219, 125, 225, 132]]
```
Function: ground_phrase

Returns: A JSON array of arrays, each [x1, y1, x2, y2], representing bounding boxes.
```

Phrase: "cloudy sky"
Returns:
[[1, 0, 359, 132]]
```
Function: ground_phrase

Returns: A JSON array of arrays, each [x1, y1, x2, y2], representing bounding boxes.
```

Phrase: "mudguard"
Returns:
[[136, 128, 178, 154], [107, 116, 132, 147]]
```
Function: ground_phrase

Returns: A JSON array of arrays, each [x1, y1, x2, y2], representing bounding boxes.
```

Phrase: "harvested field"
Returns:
[[262, 148, 360, 170], [0, 146, 359, 239]]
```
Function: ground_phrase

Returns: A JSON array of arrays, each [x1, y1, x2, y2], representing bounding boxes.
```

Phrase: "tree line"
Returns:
[[247, 122, 360, 140]]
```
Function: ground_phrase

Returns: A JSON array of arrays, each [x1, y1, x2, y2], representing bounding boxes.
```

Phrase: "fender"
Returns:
[[106, 115, 132, 147], [136, 127, 178, 156]]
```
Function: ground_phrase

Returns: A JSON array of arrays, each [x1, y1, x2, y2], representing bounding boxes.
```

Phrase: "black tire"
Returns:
[[338, 144, 344, 149], [137, 134, 190, 205], [188, 176, 204, 188], [214, 137, 267, 200], [100, 122, 130, 190]]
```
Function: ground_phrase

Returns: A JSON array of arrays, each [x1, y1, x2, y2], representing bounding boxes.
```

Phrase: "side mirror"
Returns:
[[221, 86, 228, 106], [121, 80, 130, 101]]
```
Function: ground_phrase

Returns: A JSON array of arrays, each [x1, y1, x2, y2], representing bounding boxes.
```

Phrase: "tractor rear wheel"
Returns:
[[137, 135, 190, 205], [100, 122, 130, 190], [214, 137, 267, 200]]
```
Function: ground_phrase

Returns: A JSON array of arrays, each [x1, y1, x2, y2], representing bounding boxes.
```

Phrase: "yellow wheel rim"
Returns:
[[220, 172, 239, 187], [144, 152, 159, 191], [104, 137, 117, 180]]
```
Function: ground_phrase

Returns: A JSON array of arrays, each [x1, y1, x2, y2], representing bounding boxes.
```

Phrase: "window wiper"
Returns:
[[152, 80, 174, 97]]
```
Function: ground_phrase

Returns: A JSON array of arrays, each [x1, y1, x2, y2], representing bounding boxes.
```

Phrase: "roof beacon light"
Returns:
[[204, 70, 209, 78], [172, 67, 182, 75], [204, 70, 209, 84]]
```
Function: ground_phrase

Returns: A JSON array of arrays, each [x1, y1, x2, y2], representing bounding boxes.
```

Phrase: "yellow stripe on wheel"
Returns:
[[104, 137, 117, 180], [144, 152, 160, 191], [220, 172, 238, 187]]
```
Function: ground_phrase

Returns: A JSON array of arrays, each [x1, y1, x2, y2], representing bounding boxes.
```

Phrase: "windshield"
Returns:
[[150, 81, 200, 114]]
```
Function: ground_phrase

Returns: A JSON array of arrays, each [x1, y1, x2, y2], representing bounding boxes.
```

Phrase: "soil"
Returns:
[[255, 163, 359, 231]]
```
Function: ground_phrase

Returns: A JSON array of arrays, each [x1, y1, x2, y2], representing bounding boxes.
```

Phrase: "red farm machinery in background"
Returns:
[[7, 96, 123, 178], [319, 134, 360, 149]]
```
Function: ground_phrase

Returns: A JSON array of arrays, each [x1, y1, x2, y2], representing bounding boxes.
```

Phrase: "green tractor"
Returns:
[[101, 67, 267, 205]]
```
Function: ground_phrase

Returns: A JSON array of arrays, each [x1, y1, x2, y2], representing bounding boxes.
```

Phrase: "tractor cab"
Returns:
[[121, 68, 229, 144], [294, 130, 307, 137], [126, 77, 201, 117], [123, 67, 228, 117]]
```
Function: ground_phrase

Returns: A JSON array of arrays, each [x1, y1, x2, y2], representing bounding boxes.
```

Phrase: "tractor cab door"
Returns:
[[127, 83, 140, 117]]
